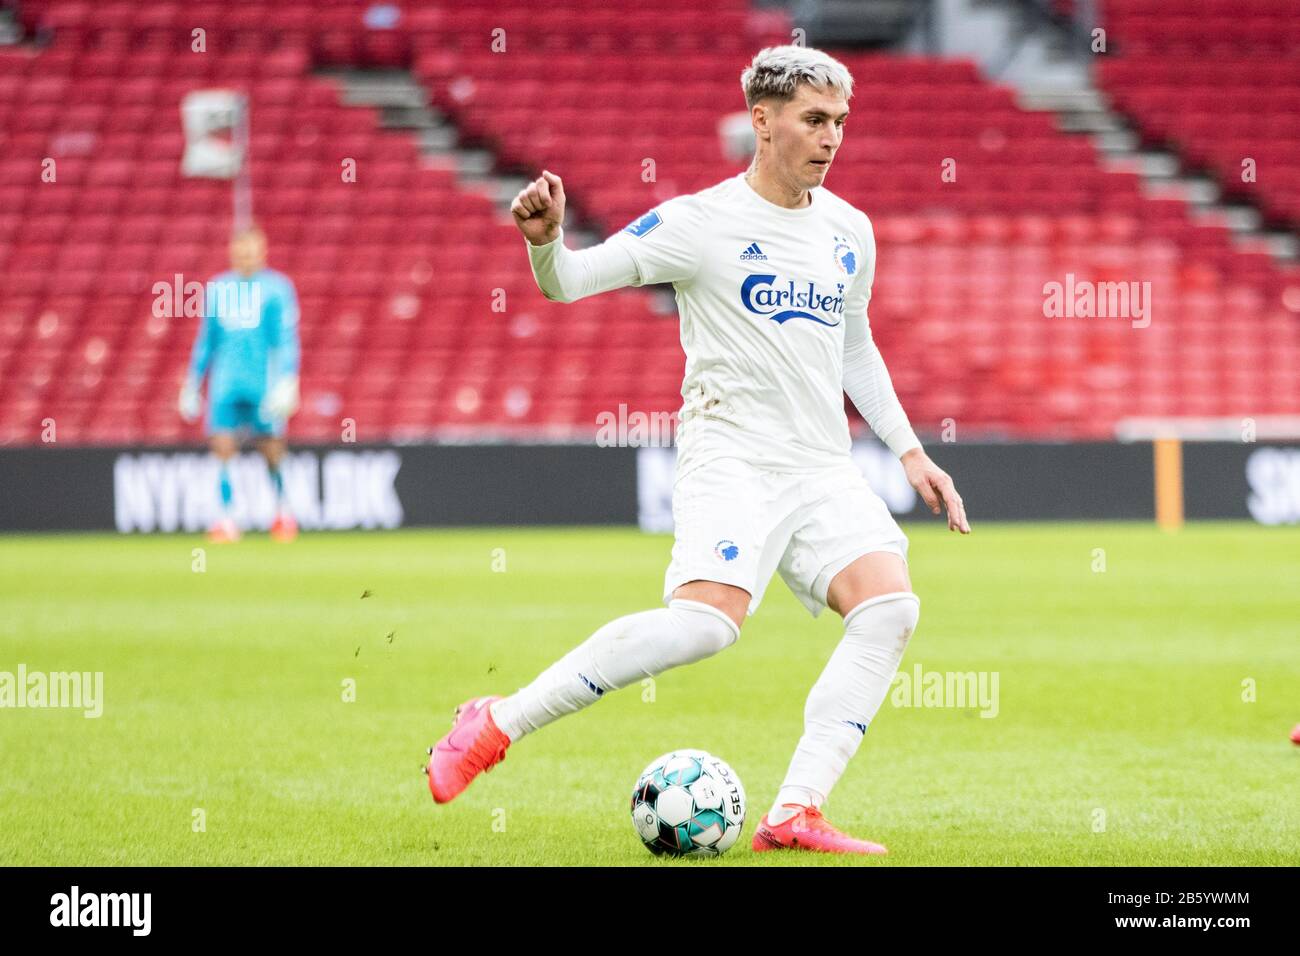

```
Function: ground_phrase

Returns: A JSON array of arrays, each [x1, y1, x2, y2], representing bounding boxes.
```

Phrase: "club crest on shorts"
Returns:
[[714, 539, 740, 562], [832, 236, 857, 276]]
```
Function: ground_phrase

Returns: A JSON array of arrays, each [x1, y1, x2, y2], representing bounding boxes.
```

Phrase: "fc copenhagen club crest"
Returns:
[[832, 236, 857, 276]]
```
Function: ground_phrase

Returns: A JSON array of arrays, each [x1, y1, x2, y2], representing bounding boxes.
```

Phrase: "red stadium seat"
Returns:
[[1, 0, 1297, 447]]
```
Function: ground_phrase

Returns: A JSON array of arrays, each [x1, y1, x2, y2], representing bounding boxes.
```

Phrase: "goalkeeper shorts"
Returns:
[[207, 392, 284, 438]]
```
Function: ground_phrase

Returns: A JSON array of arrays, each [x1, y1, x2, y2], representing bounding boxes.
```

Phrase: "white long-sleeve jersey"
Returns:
[[526, 171, 921, 476]]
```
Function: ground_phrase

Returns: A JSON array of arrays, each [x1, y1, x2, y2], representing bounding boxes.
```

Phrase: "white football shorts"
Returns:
[[662, 457, 909, 617]]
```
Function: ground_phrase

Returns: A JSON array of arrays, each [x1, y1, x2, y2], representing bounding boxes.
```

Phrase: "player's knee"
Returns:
[[671, 580, 748, 631], [667, 598, 741, 659], [209, 435, 238, 459], [258, 437, 286, 466], [843, 591, 920, 648]]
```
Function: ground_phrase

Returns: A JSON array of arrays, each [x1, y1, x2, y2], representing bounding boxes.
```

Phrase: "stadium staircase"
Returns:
[[1093, 0, 1300, 237]]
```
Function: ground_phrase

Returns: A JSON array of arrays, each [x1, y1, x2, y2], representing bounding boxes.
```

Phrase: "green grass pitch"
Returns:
[[1, 522, 1297, 866]]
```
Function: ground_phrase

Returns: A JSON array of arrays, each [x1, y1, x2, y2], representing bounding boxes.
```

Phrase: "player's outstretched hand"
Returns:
[[263, 374, 300, 420], [178, 380, 202, 424], [901, 448, 970, 534], [511, 170, 565, 246]]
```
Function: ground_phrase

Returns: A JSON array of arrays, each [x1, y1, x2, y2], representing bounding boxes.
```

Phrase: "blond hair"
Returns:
[[740, 45, 854, 109]]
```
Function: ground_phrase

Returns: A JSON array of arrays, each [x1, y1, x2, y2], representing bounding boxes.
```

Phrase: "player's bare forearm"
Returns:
[[512, 170, 566, 246], [901, 446, 970, 533]]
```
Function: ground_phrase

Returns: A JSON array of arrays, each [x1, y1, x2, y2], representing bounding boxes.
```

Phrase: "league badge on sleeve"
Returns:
[[623, 209, 663, 238]]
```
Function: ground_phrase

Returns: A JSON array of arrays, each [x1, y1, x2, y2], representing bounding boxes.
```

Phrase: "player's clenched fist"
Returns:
[[511, 170, 565, 246]]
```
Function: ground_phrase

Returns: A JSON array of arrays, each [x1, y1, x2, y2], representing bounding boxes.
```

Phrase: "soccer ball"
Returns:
[[629, 749, 746, 857]]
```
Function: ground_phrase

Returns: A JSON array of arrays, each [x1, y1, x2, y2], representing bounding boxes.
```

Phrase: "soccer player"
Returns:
[[178, 226, 302, 543], [425, 46, 970, 854]]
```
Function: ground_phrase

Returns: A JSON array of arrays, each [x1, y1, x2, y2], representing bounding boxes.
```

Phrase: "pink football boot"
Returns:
[[752, 804, 888, 855], [425, 696, 511, 804], [270, 511, 298, 542], [207, 516, 241, 543]]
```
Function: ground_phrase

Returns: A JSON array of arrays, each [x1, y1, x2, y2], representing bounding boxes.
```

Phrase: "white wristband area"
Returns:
[[882, 423, 922, 459]]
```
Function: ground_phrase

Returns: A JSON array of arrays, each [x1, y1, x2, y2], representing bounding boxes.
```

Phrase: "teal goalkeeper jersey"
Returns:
[[186, 268, 301, 398]]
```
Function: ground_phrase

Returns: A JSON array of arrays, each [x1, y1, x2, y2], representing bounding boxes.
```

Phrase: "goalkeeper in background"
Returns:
[[179, 226, 301, 543]]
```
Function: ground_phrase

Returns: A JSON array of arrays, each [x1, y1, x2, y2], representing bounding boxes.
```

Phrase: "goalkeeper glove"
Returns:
[[178, 379, 202, 423], [262, 374, 300, 420]]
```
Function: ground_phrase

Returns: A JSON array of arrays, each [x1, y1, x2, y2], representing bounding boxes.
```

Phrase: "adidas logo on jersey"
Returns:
[[739, 242, 768, 261]]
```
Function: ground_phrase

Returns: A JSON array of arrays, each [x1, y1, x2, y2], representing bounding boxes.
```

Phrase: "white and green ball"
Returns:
[[630, 749, 746, 857]]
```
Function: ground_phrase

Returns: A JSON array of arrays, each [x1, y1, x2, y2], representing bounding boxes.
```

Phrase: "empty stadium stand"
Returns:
[[0, 0, 1297, 447], [1096, 0, 1300, 230]]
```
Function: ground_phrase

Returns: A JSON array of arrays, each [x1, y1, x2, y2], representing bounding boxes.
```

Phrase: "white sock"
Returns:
[[770, 592, 920, 814], [489, 599, 739, 742], [768, 787, 823, 824]]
